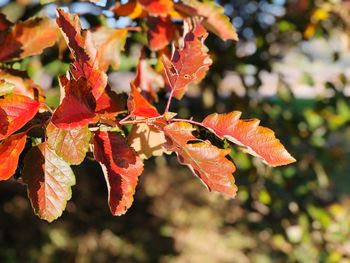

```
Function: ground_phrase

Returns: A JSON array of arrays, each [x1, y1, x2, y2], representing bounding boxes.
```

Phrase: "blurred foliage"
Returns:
[[1, 0, 350, 262]]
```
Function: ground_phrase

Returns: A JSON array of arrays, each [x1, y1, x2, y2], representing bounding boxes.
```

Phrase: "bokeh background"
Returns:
[[1, 0, 350, 262]]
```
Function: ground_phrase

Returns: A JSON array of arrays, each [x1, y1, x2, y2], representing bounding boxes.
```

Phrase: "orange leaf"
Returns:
[[22, 142, 75, 222], [0, 94, 39, 140], [147, 16, 176, 51], [0, 132, 26, 181], [90, 26, 128, 71], [175, 0, 238, 41], [127, 83, 160, 118], [163, 121, 237, 197], [202, 112, 296, 167], [139, 0, 174, 16], [162, 23, 212, 99], [93, 131, 144, 215], [112, 1, 146, 19], [0, 17, 59, 61]]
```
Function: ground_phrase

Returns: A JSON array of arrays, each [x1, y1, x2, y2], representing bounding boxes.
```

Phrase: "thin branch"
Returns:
[[170, 118, 206, 128]]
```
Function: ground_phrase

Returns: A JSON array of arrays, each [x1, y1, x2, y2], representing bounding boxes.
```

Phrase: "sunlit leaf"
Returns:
[[162, 23, 212, 99], [202, 112, 296, 166], [46, 122, 91, 165], [127, 83, 160, 118], [0, 94, 39, 140], [175, 0, 238, 41], [139, 0, 174, 16], [22, 142, 75, 222], [90, 26, 128, 71], [0, 132, 26, 181], [93, 131, 144, 215], [163, 121, 237, 197]]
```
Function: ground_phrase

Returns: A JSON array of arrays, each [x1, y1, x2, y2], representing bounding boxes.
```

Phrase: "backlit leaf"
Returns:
[[46, 122, 91, 165], [202, 112, 296, 166], [127, 83, 160, 118], [163, 121, 237, 197], [0, 94, 39, 140], [162, 23, 212, 99], [93, 131, 144, 215], [90, 26, 128, 71], [0, 132, 26, 181], [0, 17, 59, 61], [175, 0, 238, 41], [22, 142, 75, 222]]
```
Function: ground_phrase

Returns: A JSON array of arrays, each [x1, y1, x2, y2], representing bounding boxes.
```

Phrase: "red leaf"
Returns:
[[93, 131, 144, 215], [56, 9, 107, 100], [147, 16, 176, 51], [139, 0, 174, 16], [0, 94, 39, 140], [162, 23, 212, 99], [133, 54, 164, 102], [46, 122, 91, 165], [127, 83, 160, 118], [0, 132, 26, 181], [51, 76, 96, 128], [163, 121, 237, 197], [112, 1, 146, 19], [0, 17, 59, 61], [22, 142, 75, 222], [202, 112, 296, 166], [175, 0, 238, 41]]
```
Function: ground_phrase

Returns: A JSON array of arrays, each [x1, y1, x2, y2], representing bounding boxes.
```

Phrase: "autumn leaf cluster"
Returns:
[[0, 1, 295, 222]]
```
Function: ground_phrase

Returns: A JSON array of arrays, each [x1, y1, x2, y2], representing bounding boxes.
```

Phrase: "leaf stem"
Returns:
[[164, 88, 175, 113]]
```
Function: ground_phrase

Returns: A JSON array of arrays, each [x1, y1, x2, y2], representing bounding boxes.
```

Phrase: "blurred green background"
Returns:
[[1, 0, 350, 262]]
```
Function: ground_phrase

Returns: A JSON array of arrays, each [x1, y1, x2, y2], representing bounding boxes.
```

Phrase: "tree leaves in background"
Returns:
[[0, 132, 26, 181], [147, 16, 176, 51], [93, 131, 144, 216], [163, 121, 237, 197], [0, 94, 39, 140], [90, 27, 128, 71], [22, 143, 75, 222], [202, 112, 296, 166], [0, 17, 59, 61]]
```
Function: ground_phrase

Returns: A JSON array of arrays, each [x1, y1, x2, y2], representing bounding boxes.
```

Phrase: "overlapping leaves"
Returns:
[[0, 6, 295, 223]]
